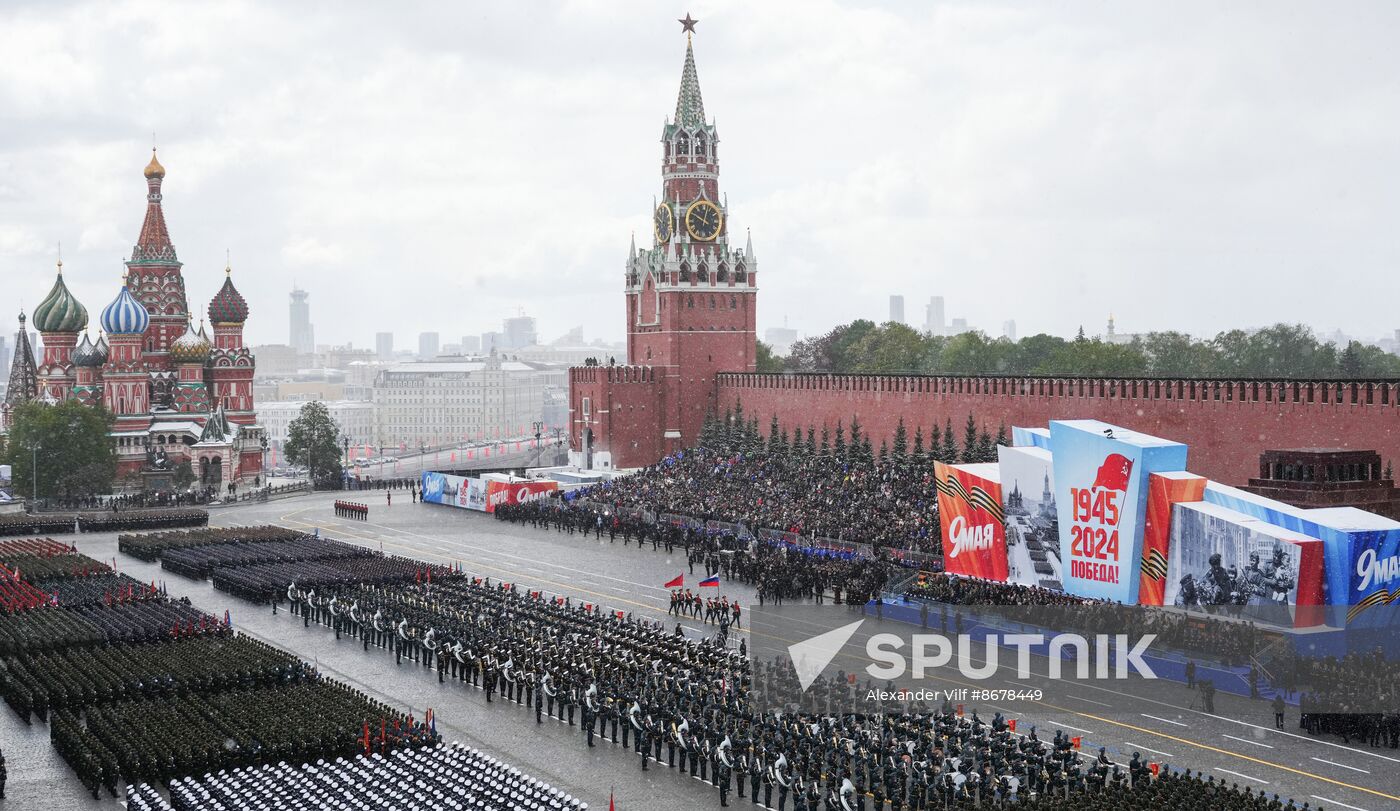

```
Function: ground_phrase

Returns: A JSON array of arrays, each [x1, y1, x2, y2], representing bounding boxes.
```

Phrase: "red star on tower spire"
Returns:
[[678, 13, 698, 35]]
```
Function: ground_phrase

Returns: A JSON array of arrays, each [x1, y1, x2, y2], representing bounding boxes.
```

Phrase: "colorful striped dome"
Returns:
[[32, 264, 88, 333], [208, 266, 248, 324], [100, 284, 150, 335]]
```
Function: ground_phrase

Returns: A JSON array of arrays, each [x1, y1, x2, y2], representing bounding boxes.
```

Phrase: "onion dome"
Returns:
[[32, 261, 88, 333], [170, 319, 212, 363], [144, 148, 165, 179], [72, 333, 104, 367], [94, 334, 109, 359], [207, 264, 249, 324], [100, 283, 150, 335]]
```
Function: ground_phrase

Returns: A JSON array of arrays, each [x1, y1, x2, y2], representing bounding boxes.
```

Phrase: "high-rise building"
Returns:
[[375, 332, 393, 361], [481, 332, 502, 354], [460, 335, 481, 354], [418, 332, 440, 360], [949, 317, 969, 335], [764, 326, 799, 356], [889, 295, 905, 325], [1002, 320, 1017, 341], [289, 287, 314, 354], [503, 314, 538, 349], [925, 296, 945, 335]]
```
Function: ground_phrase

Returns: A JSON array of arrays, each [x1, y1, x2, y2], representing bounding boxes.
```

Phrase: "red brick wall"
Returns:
[[716, 374, 1400, 486], [568, 366, 671, 468]]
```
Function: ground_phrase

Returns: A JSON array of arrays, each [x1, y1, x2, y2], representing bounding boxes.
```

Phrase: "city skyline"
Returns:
[[4, 2, 1400, 349]]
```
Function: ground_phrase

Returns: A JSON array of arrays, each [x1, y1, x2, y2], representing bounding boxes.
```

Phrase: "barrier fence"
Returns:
[[565, 501, 943, 571]]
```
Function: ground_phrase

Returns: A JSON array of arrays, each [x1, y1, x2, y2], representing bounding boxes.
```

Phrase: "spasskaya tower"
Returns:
[[569, 14, 759, 469]]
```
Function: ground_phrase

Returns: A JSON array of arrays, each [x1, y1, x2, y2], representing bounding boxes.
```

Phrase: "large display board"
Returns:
[[933, 461, 1008, 581], [1203, 482, 1400, 618], [1049, 420, 1188, 602], [1166, 500, 1324, 627], [997, 445, 1062, 590], [421, 472, 487, 511]]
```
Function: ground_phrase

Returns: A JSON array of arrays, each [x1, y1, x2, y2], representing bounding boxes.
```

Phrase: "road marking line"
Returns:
[[1067, 693, 1112, 707], [1312, 757, 1370, 774], [1123, 742, 1173, 758], [1223, 734, 1274, 749], [1052, 721, 1095, 735], [1075, 711, 1400, 805], [1312, 796, 1370, 811], [1141, 714, 1188, 727], [1217, 768, 1269, 785]]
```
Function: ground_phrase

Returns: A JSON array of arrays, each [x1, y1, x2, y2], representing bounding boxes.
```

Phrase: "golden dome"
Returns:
[[144, 148, 165, 179]]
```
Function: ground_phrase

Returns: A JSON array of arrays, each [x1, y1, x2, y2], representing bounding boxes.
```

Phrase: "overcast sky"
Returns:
[[3, 0, 1399, 350]]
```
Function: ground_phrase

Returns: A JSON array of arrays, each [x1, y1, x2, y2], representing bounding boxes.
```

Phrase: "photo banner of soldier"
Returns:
[[1165, 500, 1325, 627], [1200, 481, 1400, 621], [933, 461, 1008, 581], [1049, 420, 1188, 603]]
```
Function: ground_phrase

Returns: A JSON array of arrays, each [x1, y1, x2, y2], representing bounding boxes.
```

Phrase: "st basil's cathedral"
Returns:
[[2, 150, 265, 487]]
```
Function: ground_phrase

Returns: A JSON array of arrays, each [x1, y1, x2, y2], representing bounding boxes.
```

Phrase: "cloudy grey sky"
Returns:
[[3, 0, 1399, 349]]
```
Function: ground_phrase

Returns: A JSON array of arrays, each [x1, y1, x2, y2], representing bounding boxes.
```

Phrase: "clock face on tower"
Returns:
[[685, 200, 723, 242], [654, 204, 673, 244]]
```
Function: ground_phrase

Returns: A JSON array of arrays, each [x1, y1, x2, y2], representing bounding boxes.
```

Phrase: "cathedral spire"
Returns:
[[130, 148, 179, 265], [4, 311, 39, 417], [673, 25, 706, 129]]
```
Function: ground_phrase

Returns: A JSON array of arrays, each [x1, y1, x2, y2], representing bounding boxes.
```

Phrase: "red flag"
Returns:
[[1071, 736, 1082, 750], [1092, 453, 1134, 492], [583, 603, 592, 611], [363, 721, 370, 754], [609, 792, 615, 811], [1149, 762, 1160, 776], [1008, 719, 1017, 732], [664, 574, 684, 588], [956, 704, 964, 717]]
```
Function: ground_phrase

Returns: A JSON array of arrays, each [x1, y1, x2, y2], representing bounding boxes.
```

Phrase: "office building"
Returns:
[[375, 332, 393, 361], [258, 400, 376, 458], [925, 296, 945, 335], [1002, 320, 1017, 341], [372, 353, 551, 447], [418, 332, 440, 360], [460, 335, 481, 354], [481, 332, 503, 354], [503, 314, 538, 350], [764, 326, 799, 356], [949, 317, 969, 335], [289, 287, 314, 354], [889, 295, 905, 325]]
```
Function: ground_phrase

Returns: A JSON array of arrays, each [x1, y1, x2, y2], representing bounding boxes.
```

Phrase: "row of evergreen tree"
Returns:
[[698, 401, 1007, 468]]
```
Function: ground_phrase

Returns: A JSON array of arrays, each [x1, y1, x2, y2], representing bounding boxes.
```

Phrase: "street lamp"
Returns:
[[532, 420, 544, 464], [30, 442, 40, 508]]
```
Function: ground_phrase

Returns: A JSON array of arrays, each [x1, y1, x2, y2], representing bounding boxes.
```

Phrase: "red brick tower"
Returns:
[[207, 263, 256, 425], [569, 16, 758, 469], [125, 149, 189, 406]]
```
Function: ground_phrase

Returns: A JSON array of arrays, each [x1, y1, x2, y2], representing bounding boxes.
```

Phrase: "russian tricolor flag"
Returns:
[[699, 575, 720, 588]]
